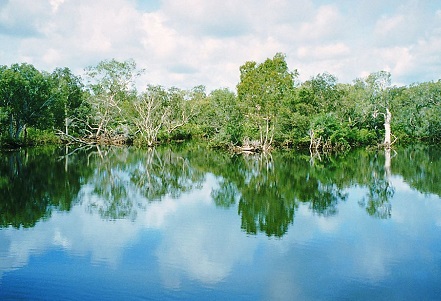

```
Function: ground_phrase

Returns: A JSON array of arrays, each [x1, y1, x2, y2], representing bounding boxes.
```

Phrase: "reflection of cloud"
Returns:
[[1, 172, 440, 300], [143, 198, 178, 228], [156, 207, 256, 287], [53, 229, 71, 249], [260, 177, 441, 300], [0, 205, 141, 277], [0, 174, 259, 288], [154, 175, 257, 288]]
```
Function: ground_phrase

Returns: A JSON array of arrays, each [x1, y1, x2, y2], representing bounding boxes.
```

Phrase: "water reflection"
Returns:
[[358, 149, 395, 219], [1, 145, 441, 300], [1, 145, 441, 235], [0, 146, 89, 228]]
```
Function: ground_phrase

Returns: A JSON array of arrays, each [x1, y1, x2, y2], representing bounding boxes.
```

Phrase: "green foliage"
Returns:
[[237, 53, 297, 149], [84, 59, 141, 139], [1, 56, 441, 149], [25, 128, 61, 145], [197, 88, 243, 146], [0, 146, 91, 228], [50, 67, 86, 136], [0, 63, 53, 140]]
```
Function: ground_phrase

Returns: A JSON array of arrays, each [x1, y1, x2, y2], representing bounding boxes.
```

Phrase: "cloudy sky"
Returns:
[[1, 0, 440, 91]]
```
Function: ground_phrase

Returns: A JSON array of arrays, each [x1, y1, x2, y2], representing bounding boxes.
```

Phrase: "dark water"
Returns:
[[0, 144, 440, 301]]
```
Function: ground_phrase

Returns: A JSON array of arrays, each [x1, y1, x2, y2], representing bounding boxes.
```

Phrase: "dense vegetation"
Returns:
[[1, 54, 440, 150]]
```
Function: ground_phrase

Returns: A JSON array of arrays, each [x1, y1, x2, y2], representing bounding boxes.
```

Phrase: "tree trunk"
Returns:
[[9, 115, 14, 138], [65, 102, 69, 136], [384, 148, 391, 178], [383, 108, 391, 148]]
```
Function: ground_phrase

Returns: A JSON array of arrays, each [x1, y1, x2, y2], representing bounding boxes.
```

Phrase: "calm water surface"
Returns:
[[1, 145, 440, 300]]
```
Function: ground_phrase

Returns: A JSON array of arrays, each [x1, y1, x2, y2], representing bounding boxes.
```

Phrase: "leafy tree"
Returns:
[[197, 88, 243, 146], [393, 81, 441, 142], [300, 72, 341, 114], [84, 59, 142, 140], [132, 85, 170, 146], [164, 85, 202, 139], [0, 63, 52, 140], [50, 67, 86, 136], [366, 71, 394, 147], [237, 53, 297, 150]]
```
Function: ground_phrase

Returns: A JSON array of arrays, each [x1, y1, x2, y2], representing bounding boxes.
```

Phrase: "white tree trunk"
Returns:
[[383, 108, 392, 148], [384, 148, 391, 178]]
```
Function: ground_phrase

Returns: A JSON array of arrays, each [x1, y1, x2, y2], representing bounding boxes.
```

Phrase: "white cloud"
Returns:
[[0, 0, 440, 90], [298, 5, 343, 41], [297, 43, 350, 60], [49, 0, 65, 13], [374, 14, 406, 40]]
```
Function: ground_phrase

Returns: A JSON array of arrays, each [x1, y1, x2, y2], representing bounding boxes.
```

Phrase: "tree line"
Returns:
[[1, 54, 440, 150]]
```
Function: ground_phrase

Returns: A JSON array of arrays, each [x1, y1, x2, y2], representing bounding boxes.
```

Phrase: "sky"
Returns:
[[0, 0, 440, 91]]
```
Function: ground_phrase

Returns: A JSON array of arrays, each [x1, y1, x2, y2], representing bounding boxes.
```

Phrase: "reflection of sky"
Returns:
[[1, 174, 441, 300]]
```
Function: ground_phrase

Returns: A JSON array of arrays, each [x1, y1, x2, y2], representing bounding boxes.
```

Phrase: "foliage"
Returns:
[[84, 59, 141, 140], [237, 53, 297, 150], [0, 63, 53, 140], [50, 67, 86, 136], [1, 56, 441, 149], [197, 88, 243, 146]]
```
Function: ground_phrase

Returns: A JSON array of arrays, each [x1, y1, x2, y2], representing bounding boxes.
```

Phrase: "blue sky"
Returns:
[[1, 0, 440, 91]]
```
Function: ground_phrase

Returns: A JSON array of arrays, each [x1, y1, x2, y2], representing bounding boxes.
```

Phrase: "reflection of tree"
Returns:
[[307, 182, 347, 217], [394, 145, 441, 196], [359, 177, 394, 218], [358, 150, 395, 219], [84, 146, 139, 220], [0, 146, 88, 228], [203, 150, 351, 237], [3, 143, 437, 234], [211, 181, 238, 208], [238, 154, 296, 237], [132, 148, 203, 200], [82, 146, 205, 220]]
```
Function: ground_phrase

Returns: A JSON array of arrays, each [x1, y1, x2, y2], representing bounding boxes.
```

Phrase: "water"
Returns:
[[1, 145, 440, 300]]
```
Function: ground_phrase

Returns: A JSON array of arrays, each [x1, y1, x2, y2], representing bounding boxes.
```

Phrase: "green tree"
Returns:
[[393, 81, 441, 142], [366, 71, 394, 147], [84, 59, 142, 141], [50, 67, 86, 136], [165, 85, 202, 139], [237, 53, 297, 151], [198, 88, 243, 146], [0, 63, 52, 140], [301, 72, 341, 114], [132, 85, 170, 146]]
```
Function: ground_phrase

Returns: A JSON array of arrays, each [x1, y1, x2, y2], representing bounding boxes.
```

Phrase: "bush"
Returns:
[[26, 128, 61, 145]]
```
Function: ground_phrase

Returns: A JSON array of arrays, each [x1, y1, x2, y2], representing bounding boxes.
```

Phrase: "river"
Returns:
[[1, 144, 440, 300]]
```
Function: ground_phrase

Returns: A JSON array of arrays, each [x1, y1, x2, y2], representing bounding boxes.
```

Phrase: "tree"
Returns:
[[50, 67, 86, 136], [169, 86, 202, 133], [84, 59, 142, 141], [0, 63, 52, 140], [197, 88, 243, 145], [393, 81, 441, 142], [131, 85, 202, 146], [133, 85, 170, 146], [301, 72, 340, 114], [366, 71, 394, 148], [237, 53, 297, 151]]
